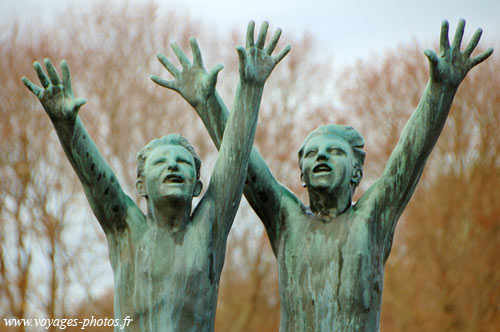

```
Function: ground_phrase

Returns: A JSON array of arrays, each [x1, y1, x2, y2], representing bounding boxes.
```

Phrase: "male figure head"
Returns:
[[136, 134, 203, 209], [298, 125, 365, 215]]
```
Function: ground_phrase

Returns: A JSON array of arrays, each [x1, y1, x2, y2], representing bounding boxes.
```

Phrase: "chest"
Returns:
[[285, 213, 372, 258], [111, 224, 212, 288], [276, 211, 386, 329], [278, 213, 383, 291]]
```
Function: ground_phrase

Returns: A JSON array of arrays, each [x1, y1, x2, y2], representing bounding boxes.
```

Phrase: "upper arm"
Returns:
[[56, 117, 141, 232], [199, 81, 264, 235], [355, 74, 461, 258], [242, 149, 297, 247], [196, 94, 297, 245], [201, 140, 250, 236], [356, 108, 434, 253]]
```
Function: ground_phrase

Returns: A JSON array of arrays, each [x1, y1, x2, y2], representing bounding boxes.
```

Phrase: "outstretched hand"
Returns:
[[22, 59, 86, 122], [236, 21, 291, 85], [424, 19, 493, 86], [151, 38, 224, 108]]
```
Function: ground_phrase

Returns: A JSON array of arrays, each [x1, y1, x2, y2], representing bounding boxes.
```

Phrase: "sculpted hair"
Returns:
[[298, 124, 366, 191], [136, 134, 202, 184]]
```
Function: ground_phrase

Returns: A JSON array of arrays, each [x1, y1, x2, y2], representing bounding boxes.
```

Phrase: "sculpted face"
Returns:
[[143, 144, 200, 204], [301, 135, 354, 193]]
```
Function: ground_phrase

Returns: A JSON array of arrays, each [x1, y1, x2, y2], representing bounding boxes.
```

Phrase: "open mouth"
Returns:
[[313, 164, 332, 174], [163, 174, 185, 184]]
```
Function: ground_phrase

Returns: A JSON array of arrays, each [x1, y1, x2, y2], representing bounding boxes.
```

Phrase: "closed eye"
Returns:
[[328, 147, 345, 155], [305, 149, 317, 158], [177, 158, 191, 165], [153, 158, 166, 166]]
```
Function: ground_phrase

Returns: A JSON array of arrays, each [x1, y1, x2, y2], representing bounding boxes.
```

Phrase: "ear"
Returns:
[[351, 168, 363, 186], [301, 173, 306, 188], [136, 178, 147, 197], [193, 180, 203, 197]]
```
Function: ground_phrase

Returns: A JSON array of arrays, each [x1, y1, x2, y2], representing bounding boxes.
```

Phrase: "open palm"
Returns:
[[424, 19, 493, 86], [236, 21, 291, 85], [151, 38, 223, 108], [22, 59, 86, 122]]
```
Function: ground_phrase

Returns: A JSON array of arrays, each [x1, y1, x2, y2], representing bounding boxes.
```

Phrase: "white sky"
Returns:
[[2, 0, 499, 64]]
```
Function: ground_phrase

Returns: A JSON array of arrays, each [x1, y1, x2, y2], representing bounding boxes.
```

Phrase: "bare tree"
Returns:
[[5, 3, 496, 331], [339, 40, 500, 332], [1, 3, 334, 331]]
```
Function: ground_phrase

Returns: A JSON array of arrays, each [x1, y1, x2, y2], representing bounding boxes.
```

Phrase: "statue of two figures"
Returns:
[[22, 19, 492, 332]]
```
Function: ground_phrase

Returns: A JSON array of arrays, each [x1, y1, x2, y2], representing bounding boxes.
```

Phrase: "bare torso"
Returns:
[[106, 207, 222, 332], [276, 197, 385, 332]]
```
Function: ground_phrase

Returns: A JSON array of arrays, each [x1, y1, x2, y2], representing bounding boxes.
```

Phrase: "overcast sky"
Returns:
[[3, 0, 499, 63]]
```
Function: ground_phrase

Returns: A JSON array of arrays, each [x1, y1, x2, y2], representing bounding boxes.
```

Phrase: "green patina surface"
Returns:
[[22, 18, 492, 332], [22, 21, 290, 332], [169, 19, 492, 332]]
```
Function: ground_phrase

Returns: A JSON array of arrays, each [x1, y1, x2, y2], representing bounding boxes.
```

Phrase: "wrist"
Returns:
[[428, 78, 460, 92], [48, 110, 77, 127], [238, 81, 265, 98], [240, 79, 265, 90]]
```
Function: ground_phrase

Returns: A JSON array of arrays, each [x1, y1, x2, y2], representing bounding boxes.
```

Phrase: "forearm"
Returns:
[[413, 80, 458, 143], [201, 86, 284, 218], [360, 19, 492, 257], [364, 79, 459, 257], [215, 81, 264, 184], [192, 20, 291, 238], [198, 87, 280, 190], [388, 80, 458, 177], [372, 80, 458, 230], [195, 92, 229, 150], [51, 116, 127, 228], [207, 81, 265, 234]]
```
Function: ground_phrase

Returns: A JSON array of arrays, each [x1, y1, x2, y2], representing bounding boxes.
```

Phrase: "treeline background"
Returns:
[[1, 2, 499, 331]]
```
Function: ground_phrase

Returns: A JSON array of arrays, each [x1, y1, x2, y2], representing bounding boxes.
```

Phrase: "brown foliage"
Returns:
[[2, 2, 498, 331], [1, 2, 333, 332], [339, 42, 500, 331]]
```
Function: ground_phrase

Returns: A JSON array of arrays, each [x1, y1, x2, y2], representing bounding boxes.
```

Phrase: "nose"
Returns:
[[317, 151, 329, 161], [167, 160, 178, 171]]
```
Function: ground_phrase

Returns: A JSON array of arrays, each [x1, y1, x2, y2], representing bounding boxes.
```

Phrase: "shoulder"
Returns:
[[105, 195, 146, 236], [274, 187, 309, 230], [277, 184, 305, 210], [353, 178, 386, 214]]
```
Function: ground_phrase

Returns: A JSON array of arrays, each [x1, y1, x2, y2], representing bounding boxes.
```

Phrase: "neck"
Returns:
[[308, 186, 352, 218], [147, 198, 191, 232]]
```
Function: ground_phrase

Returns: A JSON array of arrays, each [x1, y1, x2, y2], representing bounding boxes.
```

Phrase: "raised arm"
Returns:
[[151, 23, 293, 247], [357, 20, 493, 256], [22, 59, 142, 234]]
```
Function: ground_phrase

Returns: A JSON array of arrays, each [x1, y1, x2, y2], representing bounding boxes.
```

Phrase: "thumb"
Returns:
[[236, 46, 247, 77], [424, 49, 439, 68], [207, 64, 224, 88], [73, 98, 87, 112], [424, 49, 439, 80]]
